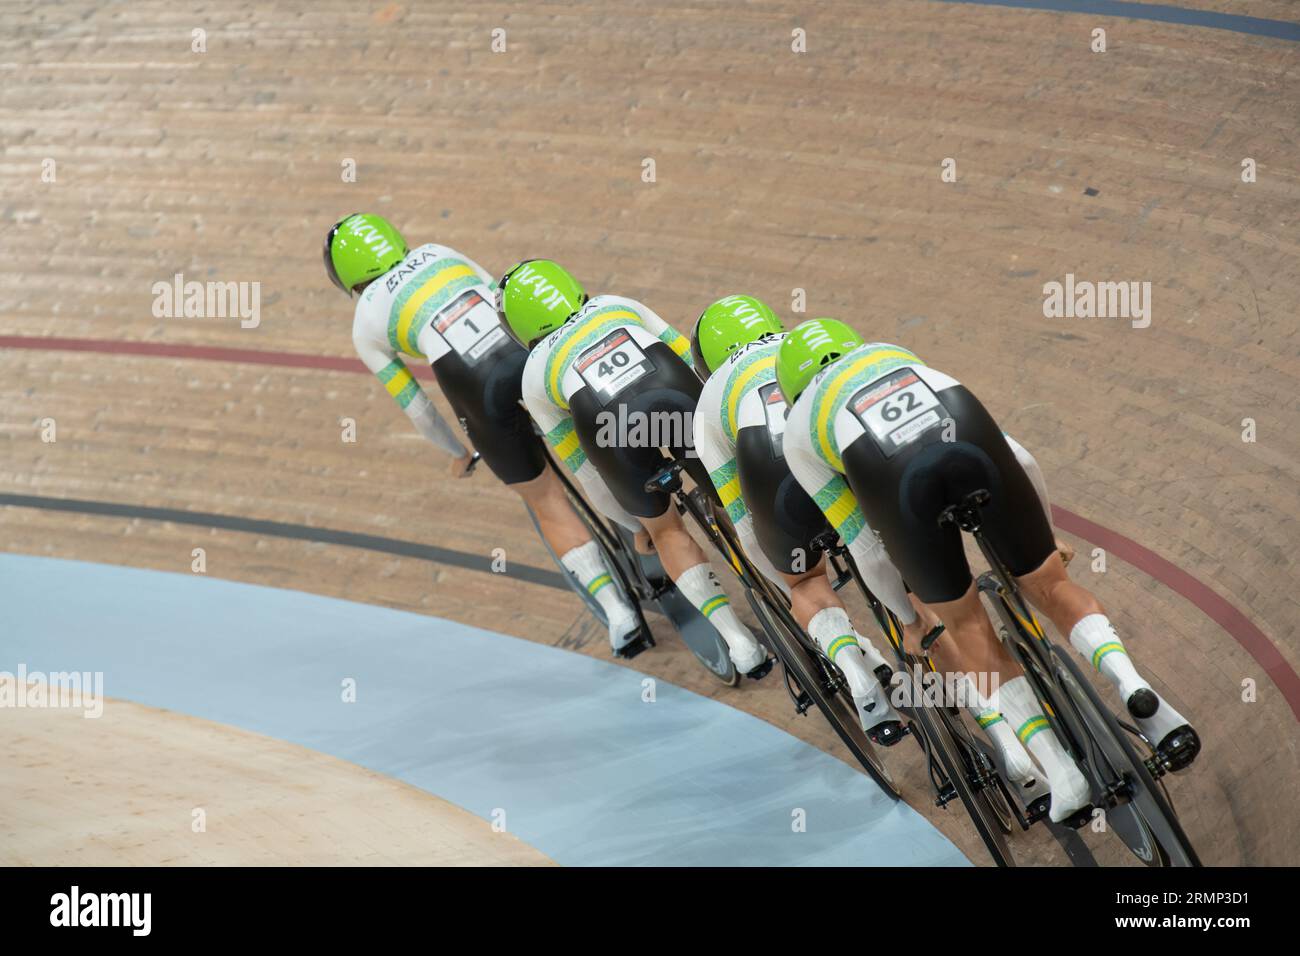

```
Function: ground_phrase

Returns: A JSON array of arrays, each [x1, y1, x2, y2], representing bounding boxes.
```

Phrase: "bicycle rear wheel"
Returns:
[[1051, 650, 1200, 867], [981, 576, 1198, 867]]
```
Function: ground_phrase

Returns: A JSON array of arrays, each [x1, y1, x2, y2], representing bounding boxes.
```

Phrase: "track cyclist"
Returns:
[[323, 214, 641, 655], [777, 318, 1201, 824], [692, 296, 1047, 779], [495, 259, 771, 679]]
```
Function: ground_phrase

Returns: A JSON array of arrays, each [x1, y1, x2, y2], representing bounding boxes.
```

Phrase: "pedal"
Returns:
[[867, 719, 908, 748], [1023, 793, 1051, 824], [782, 665, 813, 715], [613, 630, 656, 660], [745, 657, 775, 681], [1154, 725, 1201, 774], [1060, 804, 1096, 830]]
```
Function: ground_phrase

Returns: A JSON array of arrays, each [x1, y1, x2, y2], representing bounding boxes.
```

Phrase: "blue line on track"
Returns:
[[938, 0, 1300, 41]]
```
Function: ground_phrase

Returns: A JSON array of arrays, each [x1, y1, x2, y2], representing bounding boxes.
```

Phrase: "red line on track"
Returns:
[[5, 333, 1297, 720], [1052, 506, 1300, 721], [0, 334, 435, 379]]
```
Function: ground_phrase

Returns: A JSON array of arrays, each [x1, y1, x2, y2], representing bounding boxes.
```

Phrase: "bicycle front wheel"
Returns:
[[747, 591, 899, 798]]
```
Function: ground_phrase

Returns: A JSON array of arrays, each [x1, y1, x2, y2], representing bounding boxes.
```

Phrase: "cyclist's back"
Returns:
[[521, 293, 708, 517], [351, 241, 545, 485], [779, 320, 1198, 823], [325, 215, 641, 656], [500, 260, 771, 678]]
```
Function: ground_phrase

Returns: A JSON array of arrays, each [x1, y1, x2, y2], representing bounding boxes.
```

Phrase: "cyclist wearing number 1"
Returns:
[[778, 319, 1200, 824], [323, 214, 641, 655]]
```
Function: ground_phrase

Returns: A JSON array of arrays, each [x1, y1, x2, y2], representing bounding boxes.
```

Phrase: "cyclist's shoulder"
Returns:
[[696, 362, 728, 414], [783, 390, 818, 453], [351, 282, 388, 341]]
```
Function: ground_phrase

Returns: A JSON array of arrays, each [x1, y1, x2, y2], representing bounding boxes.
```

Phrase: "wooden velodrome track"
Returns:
[[1, 1, 1297, 866]]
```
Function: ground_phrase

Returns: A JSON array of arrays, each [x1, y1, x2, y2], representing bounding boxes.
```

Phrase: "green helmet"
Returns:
[[496, 259, 588, 348], [689, 295, 785, 379], [776, 318, 865, 403], [323, 213, 409, 295]]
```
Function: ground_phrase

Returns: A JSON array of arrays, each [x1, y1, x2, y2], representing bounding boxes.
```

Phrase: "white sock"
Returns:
[[996, 676, 1092, 823], [959, 675, 1036, 787], [676, 563, 766, 672], [1069, 614, 1150, 703], [807, 606, 884, 699], [561, 542, 638, 645], [806, 606, 899, 729]]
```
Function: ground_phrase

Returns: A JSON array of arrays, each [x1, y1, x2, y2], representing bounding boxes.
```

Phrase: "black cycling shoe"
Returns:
[[1156, 725, 1201, 773], [867, 719, 907, 748], [1126, 687, 1159, 720], [1060, 804, 1096, 830], [613, 628, 655, 661], [1023, 792, 1052, 823], [745, 657, 775, 681]]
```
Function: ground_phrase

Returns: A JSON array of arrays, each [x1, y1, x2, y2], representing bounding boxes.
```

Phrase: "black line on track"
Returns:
[[0, 493, 570, 591]]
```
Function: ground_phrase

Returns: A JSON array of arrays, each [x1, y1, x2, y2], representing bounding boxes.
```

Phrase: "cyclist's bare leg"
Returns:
[[915, 584, 1022, 687], [512, 469, 639, 650], [920, 580, 1092, 823], [907, 589, 1041, 792], [641, 507, 768, 675], [781, 561, 903, 741], [512, 467, 592, 555], [1015, 552, 1198, 763]]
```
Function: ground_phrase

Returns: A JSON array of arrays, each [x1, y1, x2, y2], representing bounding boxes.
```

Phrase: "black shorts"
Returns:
[[735, 423, 829, 575], [432, 338, 546, 486], [569, 341, 711, 519], [840, 383, 1055, 604]]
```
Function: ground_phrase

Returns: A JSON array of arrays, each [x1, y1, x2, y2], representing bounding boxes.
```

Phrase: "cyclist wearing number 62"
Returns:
[[777, 318, 1201, 825], [496, 259, 772, 679], [691, 296, 1056, 788], [323, 214, 641, 655]]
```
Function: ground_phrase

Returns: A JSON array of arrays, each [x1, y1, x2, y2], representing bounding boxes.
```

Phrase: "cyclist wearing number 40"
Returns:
[[323, 214, 641, 655], [776, 318, 1201, 824], [691, 295, 1062, 784], [495, 259, 771, 679]]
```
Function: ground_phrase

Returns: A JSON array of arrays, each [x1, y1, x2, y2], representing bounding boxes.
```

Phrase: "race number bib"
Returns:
[[758, 382, 788, 455], [850, 369, 948, 458], [434, 290, 507, 364], [575, 330, 651, 404]]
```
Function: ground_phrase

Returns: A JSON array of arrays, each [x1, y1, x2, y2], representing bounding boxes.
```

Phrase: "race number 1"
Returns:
[[435, 290, 506, 364], [850, 369, 947, 458], [576, 330, 651, 404]]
